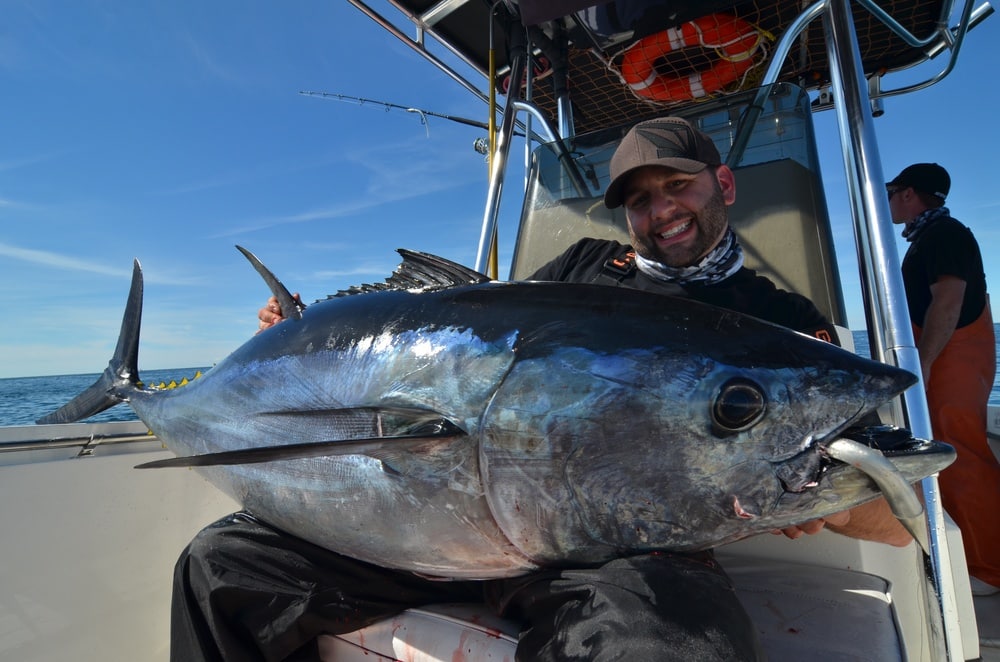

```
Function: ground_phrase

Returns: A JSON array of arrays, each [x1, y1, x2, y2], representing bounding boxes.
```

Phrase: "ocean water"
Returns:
[[2, 328, 999, 427], [850, 327, 1000, 408], [0, 367, 211, 426]]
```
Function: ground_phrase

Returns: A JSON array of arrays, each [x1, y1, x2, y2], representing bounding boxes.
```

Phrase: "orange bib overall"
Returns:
[[916, 303, 999, 586]]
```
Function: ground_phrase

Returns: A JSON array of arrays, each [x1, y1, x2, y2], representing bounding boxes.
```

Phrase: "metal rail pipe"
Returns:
[[824, 0, 962, 657]]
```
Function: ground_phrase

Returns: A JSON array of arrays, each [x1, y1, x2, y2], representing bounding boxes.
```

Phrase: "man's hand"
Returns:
[[257, 293, 302, 334], [772, 510, 851, 540], [771, 498, 913, 547]]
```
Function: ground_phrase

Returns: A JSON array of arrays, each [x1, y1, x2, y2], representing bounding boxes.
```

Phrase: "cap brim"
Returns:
[[604, 158, 709, 208]]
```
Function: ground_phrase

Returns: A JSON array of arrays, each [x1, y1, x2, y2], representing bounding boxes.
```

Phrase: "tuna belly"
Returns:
[[197, 440, 539, 580]]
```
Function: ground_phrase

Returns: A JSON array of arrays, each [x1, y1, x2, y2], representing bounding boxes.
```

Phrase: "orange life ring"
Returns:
[[620, 14, 763, 103]]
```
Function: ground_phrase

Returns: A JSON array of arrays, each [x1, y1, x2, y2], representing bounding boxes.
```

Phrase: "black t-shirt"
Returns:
[[528, 238, 838, 343], [901, 216, 988, 329]]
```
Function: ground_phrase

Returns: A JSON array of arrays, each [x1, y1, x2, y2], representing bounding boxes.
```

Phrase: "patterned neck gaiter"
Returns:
[[635, 227, 745, 286], [902, 206, 950, 243]]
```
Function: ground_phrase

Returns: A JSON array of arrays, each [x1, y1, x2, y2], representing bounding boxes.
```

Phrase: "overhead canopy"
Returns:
[[387, 0, 949, 134]]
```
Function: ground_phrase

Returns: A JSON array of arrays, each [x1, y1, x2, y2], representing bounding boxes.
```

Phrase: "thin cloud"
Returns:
[[208, 200, 376, 238], [207, 181, 456, 238], [312, 262, 399, 280], [354, 135, 484, 197], [180, 31, 245, 85], [158, 153, 346, 197], [969, 199, 1000, 212], [0, 240, 203, 285], [0, 152, 56, 173], [0, 241, 128, 277], [209, 136, 482, 238]]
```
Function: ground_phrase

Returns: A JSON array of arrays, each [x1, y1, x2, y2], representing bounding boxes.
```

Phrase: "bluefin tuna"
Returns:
[[39, 249, 953, 579]]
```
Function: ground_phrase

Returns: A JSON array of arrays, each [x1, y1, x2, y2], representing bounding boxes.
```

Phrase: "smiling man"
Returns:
[[530, 117, 846, 339]]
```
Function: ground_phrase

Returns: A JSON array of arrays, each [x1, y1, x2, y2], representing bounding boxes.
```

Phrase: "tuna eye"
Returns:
[[712, 379, 767, 432]]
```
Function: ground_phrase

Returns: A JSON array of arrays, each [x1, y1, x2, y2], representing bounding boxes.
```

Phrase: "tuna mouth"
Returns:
[[776, 446, 826, 493], [775, 424, 942, 494], [811, 424, 955, 493], [771, 419, 854, 493]]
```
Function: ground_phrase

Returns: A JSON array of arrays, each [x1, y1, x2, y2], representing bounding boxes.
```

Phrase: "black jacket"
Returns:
[[528, 238, 838, 343]]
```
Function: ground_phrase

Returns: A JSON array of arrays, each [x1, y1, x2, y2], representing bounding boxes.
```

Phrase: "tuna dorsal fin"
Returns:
[[331, 249, 490, 298], [236, 245, 306, 320]]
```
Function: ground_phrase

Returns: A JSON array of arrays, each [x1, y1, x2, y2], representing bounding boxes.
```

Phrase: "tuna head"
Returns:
[[478, 298, 926, 565]]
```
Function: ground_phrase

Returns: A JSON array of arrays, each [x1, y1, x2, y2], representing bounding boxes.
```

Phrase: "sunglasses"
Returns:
[[887, 186, 906, 199]]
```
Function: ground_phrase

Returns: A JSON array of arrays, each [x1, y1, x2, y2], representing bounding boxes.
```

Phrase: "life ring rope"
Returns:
[[615, 14, 773, 103]]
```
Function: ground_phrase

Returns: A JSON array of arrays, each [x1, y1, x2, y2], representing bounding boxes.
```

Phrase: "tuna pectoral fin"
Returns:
[[134, 426, 465, 469]]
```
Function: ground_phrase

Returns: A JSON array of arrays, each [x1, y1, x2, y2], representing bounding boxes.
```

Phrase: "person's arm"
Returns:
[[915, 275, 966, 384], [774, 497, 913, 547], [824, 498, 913, 547]]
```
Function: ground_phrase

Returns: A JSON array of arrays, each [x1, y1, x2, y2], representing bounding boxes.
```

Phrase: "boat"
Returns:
[[2, 0, 999, 660]]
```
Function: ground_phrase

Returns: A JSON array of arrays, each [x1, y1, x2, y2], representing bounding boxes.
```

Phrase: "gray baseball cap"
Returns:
[[604, 117, 722, 209]]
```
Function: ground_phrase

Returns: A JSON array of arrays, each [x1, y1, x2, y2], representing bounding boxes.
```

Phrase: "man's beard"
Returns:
[[629, 186, 728, 268]]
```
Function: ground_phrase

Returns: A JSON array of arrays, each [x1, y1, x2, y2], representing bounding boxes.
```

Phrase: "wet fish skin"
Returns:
[[38, 250, 953, 578]]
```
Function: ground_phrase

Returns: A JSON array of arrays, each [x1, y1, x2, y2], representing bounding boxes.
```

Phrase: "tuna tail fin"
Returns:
[[236, 245, 305, 321], [35, 260, 144, 425]]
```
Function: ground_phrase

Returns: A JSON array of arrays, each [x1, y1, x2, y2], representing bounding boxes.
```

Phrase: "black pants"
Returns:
[[171, 512, 763, 662]]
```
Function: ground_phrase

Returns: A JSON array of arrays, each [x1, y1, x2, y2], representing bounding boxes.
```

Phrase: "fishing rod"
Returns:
[[300, 90, 496, 141]]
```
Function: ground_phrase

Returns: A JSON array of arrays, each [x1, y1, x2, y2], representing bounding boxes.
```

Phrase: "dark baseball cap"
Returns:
[[604, 117, 722, 209], [886, 163, 950, 200]]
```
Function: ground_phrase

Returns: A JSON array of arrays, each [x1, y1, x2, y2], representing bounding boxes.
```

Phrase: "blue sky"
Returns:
[[2, 1, 997, 379]]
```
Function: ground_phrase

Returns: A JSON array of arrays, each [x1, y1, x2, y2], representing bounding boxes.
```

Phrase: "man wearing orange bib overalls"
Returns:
[[887, 162, 999, 595]]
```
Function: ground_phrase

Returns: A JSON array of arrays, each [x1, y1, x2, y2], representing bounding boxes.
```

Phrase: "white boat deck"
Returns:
[[0, 412, 996, 660]]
